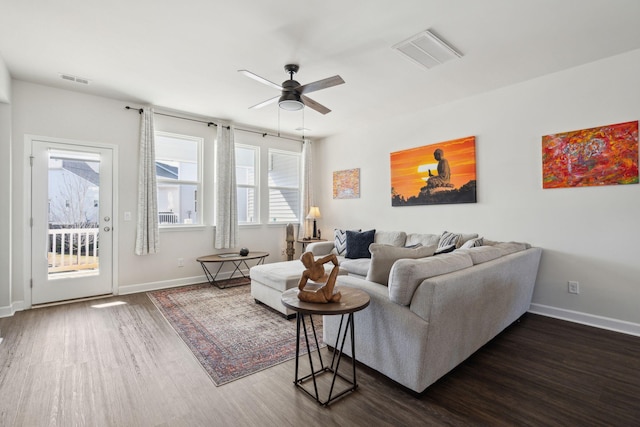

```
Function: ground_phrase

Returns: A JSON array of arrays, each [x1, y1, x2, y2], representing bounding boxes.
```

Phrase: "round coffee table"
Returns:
[[281, 285, 370, 406]]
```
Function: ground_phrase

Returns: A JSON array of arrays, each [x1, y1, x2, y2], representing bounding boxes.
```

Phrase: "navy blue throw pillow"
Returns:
[[345, 229, 376, 259]]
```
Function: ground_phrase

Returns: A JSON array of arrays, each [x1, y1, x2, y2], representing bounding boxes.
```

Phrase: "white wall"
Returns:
[[0, 55, 9, 103], [315, 49, 640, 332], [0, 53, 11, 315], [0, 101, 11, 315], [8, 81, 300, 309]]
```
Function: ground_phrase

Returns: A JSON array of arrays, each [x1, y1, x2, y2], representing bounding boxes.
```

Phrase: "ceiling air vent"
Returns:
[[60, 73, 90, 85], [393, 29, 462, 70]]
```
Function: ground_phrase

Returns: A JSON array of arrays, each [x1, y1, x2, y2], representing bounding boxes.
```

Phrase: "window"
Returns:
[[268, 149, 300, 223], [155, 132, 202, 226], [235, 145, 258, 224]]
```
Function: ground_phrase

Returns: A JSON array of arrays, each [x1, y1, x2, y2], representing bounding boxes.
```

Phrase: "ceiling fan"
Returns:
[[238, 64, 345, 114]]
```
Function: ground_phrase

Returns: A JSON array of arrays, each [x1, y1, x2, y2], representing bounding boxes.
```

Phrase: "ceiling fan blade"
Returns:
[[299, 75, 345, 95], [238, 69, 282, 91], [249, 95, 279, 109], [301, 95, 331, 115]]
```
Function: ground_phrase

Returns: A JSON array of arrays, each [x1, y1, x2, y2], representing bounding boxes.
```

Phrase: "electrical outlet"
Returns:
[[281, 249, 285, 256], [568, 281, 579, 294], [178, 258, 184, 267]]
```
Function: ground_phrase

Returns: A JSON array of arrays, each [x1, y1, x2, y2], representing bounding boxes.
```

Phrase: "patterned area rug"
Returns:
[[147, 280, 323, 386]]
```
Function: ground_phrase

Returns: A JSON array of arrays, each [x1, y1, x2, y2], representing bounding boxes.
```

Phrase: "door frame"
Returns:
[[24, 135, 119, 308]]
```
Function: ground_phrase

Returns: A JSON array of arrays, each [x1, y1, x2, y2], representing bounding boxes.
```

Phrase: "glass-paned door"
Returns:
[[31, 139, 114, 304]]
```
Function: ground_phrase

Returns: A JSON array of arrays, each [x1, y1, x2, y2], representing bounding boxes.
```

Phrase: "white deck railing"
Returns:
[[159, 211, 179, 224], [48, 228, 99, 272]]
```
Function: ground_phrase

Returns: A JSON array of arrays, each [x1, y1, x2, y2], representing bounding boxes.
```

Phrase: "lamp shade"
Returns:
[[306, 206, 321, 219]]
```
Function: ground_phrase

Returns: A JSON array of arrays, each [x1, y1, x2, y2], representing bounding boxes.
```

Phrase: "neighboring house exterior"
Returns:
[[48, 158, 100, 227]]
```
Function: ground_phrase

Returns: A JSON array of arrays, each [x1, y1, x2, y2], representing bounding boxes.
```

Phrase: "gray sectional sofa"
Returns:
[[250, 230, 542, 393]]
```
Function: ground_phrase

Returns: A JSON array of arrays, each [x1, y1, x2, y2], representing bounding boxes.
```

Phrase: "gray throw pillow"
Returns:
[[366, 243, 436, 285]]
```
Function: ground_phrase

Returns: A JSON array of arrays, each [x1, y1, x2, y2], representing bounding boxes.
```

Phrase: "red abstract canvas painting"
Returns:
[[542, 121, 638, 189]]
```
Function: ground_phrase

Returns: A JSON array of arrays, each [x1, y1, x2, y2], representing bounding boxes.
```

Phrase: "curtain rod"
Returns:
[[125, 106, 304, 143]]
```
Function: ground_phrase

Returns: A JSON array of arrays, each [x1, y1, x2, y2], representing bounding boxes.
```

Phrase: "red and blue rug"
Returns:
[[147, 280, 323, 386]]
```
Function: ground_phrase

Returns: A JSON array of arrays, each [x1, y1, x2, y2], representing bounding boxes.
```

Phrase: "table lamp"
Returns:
[[306, 206, 321, 238]]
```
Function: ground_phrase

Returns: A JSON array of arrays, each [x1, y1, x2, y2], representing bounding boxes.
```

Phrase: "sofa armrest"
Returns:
[[305, 241, 335, 256]]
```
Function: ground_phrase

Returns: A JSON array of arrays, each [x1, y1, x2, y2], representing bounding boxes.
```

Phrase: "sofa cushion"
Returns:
[[456, 246, 502, 264], [346, 229, 376, 259], [374, 231, 407, 247], [366, 243, 436, 285], [249, 260, 308, 291], [405, 233, 440, 247], [340, 258, 371, 277], [494, 241, 529, 256], [388, 252, 473, 305]]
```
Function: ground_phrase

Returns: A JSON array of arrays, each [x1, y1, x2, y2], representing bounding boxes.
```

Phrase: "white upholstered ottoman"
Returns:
[[250, 260, 346, 318]]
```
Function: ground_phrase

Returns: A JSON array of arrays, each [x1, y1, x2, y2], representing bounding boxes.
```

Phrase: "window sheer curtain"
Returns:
[[135, 108, 160, 255], [214, 124, 239, 249], [298, 139, 313, 240]]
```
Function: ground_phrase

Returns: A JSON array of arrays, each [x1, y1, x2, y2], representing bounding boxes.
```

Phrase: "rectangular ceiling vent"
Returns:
[[393, 29, 462, 70], [60, 73, 90, 85]]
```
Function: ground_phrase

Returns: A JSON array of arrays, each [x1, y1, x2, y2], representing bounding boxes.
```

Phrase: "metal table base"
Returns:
[[294, 312, 358, 406]]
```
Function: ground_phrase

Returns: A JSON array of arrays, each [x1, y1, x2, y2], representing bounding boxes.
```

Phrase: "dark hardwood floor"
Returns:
[[1, 292, 638, 426]]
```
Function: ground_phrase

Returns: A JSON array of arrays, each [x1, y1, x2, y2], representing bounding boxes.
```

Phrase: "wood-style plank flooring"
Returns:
[[1, 291, 639, 426]]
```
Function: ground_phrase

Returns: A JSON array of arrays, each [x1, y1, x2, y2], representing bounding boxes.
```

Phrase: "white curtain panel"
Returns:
[[135, 108, 160, 255], [298, 139, 313, 240], [214, 124, 239, 249]]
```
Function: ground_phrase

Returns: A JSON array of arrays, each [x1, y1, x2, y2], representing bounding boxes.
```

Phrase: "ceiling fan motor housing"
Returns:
[[281, 79, 300, 92]]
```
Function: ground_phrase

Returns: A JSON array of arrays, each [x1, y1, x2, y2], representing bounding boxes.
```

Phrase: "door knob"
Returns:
[[104, 226, 111, 232], [104, 216, 111, 222]]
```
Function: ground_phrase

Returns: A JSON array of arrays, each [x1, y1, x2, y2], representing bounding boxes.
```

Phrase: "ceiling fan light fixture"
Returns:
[[278, 93, 304, 111]]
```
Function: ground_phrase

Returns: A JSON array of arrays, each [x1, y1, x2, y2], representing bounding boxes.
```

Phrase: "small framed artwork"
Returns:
[[390, 136, 477, 206], [333, 168, 360, 199], [542, 121, 639, 189]]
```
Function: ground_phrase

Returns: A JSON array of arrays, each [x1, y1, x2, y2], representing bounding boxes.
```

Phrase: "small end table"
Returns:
[[297, 238, 327, 252], [196, 251, 269, 288], [281, 286, 370, 406]]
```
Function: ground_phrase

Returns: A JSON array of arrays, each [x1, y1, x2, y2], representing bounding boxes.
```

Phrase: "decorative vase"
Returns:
[[239, 248, 249, 256]]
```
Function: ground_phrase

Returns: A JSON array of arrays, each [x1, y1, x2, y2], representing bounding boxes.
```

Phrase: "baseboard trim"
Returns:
[[529, 303, 640, 337], [0, 301, 25, 318], [118, 275, 208, 295], [118, 270, 247, 295], [0, 305, 11, 318]]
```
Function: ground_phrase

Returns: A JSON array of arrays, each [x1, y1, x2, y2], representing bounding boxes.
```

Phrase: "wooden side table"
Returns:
[[297, 238, 327, 252], [281, 286, 370, 406], [196, 251, 269, 288]]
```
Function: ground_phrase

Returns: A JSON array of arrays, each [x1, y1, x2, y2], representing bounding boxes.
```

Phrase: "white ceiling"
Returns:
[[2, 0, 640, 139]]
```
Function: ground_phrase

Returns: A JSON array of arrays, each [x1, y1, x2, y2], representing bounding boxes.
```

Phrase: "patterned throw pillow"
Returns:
[[334, 229, 348, 255], [438, 231, 461, 250], [434, 244, 456, 255], [461, 237, 484, 249]]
